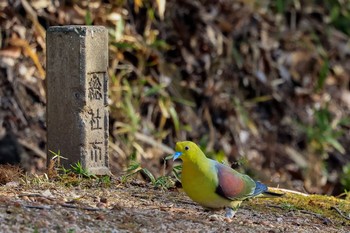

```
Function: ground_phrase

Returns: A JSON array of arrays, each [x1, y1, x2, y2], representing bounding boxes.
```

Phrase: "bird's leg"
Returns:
[[225, 201, 241, 218], [225, 207, 236, 218]]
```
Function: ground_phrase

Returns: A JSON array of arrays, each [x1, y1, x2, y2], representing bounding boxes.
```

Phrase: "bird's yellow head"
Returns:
[[173, 141, 206, 162]]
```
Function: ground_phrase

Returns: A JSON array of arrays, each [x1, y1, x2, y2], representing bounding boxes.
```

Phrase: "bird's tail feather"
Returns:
[[253, 181, 268, 196], [254, 181, 284, 197], [263, 190, 284, 197]]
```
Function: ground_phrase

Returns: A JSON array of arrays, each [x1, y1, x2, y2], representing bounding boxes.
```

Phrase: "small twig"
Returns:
[[18, 193, 55, 201], [109, 141, 127, 160], [18, 193, 53, 201], [18, 139, 46, 159], [331, 206, 350, 221], [268, 205, 332, 224], [18, 193, 42, 197], [24, 205, 51, 210], [268, 187, 309, 196], [178, 200, 198, 206], [300, 210, 333, 225], [299, 209, 327, 219], [60, 203, 101, 211], [134, 132, 174, 154], [267, 204, 284, 210]]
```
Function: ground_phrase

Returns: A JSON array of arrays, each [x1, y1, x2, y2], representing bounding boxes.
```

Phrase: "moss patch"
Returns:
[[250, 192, 350, 226]]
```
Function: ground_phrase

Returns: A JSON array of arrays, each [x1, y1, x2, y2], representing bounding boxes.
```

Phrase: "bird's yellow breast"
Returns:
[[181, 159, 231, 209]]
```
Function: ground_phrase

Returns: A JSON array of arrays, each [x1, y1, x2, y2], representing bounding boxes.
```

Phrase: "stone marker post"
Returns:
[[46, 26, 109, 175]]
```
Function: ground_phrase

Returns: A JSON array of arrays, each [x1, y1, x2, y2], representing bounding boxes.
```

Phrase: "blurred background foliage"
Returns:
[[1, 0, 350, 196]]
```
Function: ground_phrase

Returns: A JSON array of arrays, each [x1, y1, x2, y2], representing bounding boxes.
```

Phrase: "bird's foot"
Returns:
[[224, 207, 236, 219]]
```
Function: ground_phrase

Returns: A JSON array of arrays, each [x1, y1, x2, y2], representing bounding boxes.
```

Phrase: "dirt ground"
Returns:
[[0, 179, 349, 233]]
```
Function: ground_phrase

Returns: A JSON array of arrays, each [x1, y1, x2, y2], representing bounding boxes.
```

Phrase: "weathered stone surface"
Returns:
[[46, 26, 109, 175]]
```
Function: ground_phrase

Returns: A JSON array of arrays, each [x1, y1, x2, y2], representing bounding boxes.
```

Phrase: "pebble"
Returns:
[[208, 214, 221, 221]]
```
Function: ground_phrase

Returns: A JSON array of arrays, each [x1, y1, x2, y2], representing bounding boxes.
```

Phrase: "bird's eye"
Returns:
[[184, 146, 189, 151]]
